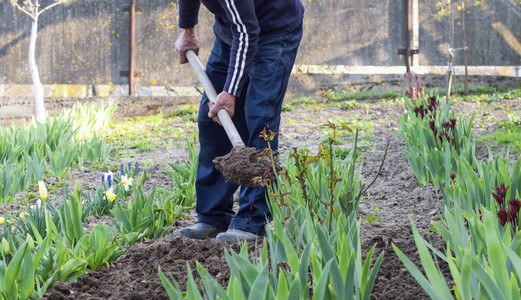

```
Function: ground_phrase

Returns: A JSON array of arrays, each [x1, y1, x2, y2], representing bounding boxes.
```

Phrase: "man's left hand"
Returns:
[[208, 91, 235, 126]]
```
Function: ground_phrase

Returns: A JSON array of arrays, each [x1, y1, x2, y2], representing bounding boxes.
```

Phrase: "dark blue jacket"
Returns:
[[178, 0, 304, 97]]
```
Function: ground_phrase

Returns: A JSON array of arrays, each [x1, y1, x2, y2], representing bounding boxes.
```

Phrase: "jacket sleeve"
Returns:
[[218, 0, 260, 97], [178, 0, 201, 29]]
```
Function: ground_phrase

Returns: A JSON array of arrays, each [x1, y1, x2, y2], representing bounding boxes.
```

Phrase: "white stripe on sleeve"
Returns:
[[224, 0, 248, 95]]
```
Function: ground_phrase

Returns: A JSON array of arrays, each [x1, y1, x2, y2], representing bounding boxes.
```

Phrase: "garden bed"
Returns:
[[1, 95, 520, 299]]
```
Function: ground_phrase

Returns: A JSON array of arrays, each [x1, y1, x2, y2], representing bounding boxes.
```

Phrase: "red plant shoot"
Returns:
[[493, 184, 519, 234], [492, 184, 509, 210]]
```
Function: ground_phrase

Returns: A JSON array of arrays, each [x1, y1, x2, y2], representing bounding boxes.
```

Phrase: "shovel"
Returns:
[[185, 50, 278, 187]]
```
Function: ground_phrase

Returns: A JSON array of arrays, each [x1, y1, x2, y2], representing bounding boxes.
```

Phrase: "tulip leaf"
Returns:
[[19, 244, 34, 300], [471, 259, 504, 300], [392, 241, 447, 299], [311, 258, 333, 300], [328, 257, 347, 300], [316, 225, 336, 264], [196, 262, 228, 300], [185, 263, 204, 300], [276, 269, 289, 299], [60, 258, 87, 282], [363, 248, 384, 300], [299, 242, 311, 293], [5, 242, 28, 300], [483, 212, 509, 293], [158, 266, 183, 300], [247, 264, 269, 300]]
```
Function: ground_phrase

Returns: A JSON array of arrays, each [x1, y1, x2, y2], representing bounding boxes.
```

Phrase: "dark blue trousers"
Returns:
[[195, 25, 302, 235]]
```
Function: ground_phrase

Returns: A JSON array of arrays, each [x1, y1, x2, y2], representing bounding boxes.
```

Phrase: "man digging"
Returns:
[[174, 0, 304, 242]]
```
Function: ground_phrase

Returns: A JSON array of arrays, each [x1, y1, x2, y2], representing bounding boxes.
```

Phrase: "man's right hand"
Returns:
[[175, 28, 199, 64]]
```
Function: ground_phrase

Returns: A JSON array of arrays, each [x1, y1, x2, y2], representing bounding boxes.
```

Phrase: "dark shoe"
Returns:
[[178, 223, 226, 239], [215, 229, 261, 243]]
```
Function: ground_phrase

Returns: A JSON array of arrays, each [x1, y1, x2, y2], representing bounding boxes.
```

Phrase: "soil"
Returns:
[[3, 97, 520, 299], [213, 145, 279, 187]]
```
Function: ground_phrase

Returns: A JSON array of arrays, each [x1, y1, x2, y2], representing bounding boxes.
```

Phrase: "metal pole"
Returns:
[[405, 0, 412, 73], [462, 2, 469, 94], [129, 0, 136, 96]]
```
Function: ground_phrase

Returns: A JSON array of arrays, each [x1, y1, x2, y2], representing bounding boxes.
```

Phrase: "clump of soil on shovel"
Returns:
[[213, 145, 280, 187]]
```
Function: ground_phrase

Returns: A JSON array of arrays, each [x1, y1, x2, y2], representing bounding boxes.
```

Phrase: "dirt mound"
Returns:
[[43, 236, 237, 300]]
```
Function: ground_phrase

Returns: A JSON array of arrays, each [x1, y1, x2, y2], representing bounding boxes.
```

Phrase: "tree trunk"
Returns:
[[29, 17, 46, 123]]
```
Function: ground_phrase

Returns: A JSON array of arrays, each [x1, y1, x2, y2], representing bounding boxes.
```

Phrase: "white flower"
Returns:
[[104, 187, 117, 202], [121, 174, 133, 191], [38, 180, 48, 201], [30, 199, 42, 213]]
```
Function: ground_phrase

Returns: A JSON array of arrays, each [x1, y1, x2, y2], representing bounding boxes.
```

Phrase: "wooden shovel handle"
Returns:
[[186, 50, 245, 147]]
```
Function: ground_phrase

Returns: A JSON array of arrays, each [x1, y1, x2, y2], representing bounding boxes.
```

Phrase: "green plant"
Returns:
[[85, 162, 140, 217], [282, 96, 319, 111], [395, 206, 521, 300], [0, 241, 34, 300], [32, 209, 88, 295], [84, 186, 117, 217], [16, 201, 59, 242], [74, 224, 125, 270], [0, 103, 113, 202], [47, 144, 77, 182], [482, 118, 521, 153], [82, 134, 113, 162], [436, 151, 521, 214], [44, 236, 88, 285], [1, 206, 87, 299], [172, 105, 198, 122], [65, 101, 115, 140], [394, 94, 475, 185], [164, 137, 198, 208], [0, 163, 27, 204], [392, 222, 454, 299], [160, 215, 384, 300], [340, 99, 359, 110], [362, 206, 381, 224], [58, 181, 85, 248], [395, 82, 521, 299], [130, 139, 153, 152], [324, 216, 386, 299], [161, 123, 385, 299], [112, 186, 172, 245], [24, 152, 46, 182], [270, 125, 386, 231]]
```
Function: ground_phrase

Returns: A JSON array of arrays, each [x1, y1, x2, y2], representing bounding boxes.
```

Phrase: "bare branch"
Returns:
[[10, 1, 36, 21], [38, 1, 66, 16]]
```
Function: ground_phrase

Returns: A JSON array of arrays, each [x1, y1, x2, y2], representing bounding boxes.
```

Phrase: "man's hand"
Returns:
[[208, 91, 235, 126], [175, 28, 199, 64]]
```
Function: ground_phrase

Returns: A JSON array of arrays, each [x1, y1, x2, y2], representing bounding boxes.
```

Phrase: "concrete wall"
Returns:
[[0, 0, 206, 86], [418, 0, 521, 66], [1, 0, 521, 124], [1, 0, 520, 87]]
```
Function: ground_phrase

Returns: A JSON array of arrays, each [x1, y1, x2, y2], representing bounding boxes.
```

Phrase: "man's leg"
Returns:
[[179, 35, 243, 239], [217, 24, 303, 242]]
